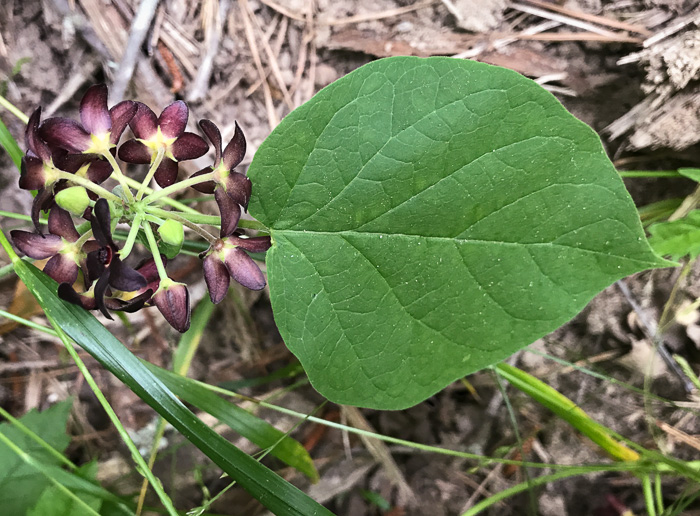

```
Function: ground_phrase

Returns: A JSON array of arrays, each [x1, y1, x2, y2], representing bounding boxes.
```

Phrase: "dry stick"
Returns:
[[245, 15, 287, 97], [187, 0, 230, 101], [656, 420, 700, 452], [438, 0, 463, 21], [157, 40, 184, 93], [511, 2, 623, 38], [615, 280, 696, 394], [319, 0, 438, 26], [644, 13, 697, 48], [288, 22, 311, 100], [453, 19, 560, 59], [258, 0, 305, 21], [247, 8, 295, 110], [239, 0, 278, 129], [523, 0, 652, 36], [342, 406, 416, 506], [511, 32, 642, 43], [111, 0, 160, 103], [303, 0, 317, 105]]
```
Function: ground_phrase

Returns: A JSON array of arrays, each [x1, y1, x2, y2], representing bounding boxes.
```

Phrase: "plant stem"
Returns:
[[147, 207, 268, 231], [122, 176, 200, 215], [617, 170, 681, 178], [145, 206, 217, 244], [142, 171, 216, 205], [136, 147, 165, 200], [0, 308, 57, 336], [0, 209, 47, 224], [0, 94, 29, 124], [102, 151, 135, 203], [45, 314, 178, 516], [119, 215, 143, 259], [74, 229, 94, 249], [142, 222, 169, 281], [0, 228, 20, 263], [56, 172, 121, 202]]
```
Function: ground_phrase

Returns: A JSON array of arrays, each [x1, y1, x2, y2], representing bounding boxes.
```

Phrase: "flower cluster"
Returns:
[[11, 84, 271, 332]]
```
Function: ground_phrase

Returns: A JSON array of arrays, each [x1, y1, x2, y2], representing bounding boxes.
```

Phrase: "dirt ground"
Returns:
[[2, 0, 700, 515]]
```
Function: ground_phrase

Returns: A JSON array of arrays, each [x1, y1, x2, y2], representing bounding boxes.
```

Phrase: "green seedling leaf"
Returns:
[[0, 401, 72, 515], [248, 56, 669, 409], [143, 363, 319, 482], [0, 116, 22, 171], [13, 260, 332, 516], [28, 462, 102, 516], [678, 168, 700, 183], [648, 210, 700, 260]]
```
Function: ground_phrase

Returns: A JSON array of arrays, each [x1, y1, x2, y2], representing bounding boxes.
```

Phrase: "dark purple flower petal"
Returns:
[[203, 253, 230, 304], [86, 158, 112, 184], [229, 235, 272, 253], [215, 187, 241, 238], [44, 254, 79, 285], [154, 158, 179, 188], [85, 247, 108, 286], [39, 118, 91, 153], [158, 100, 188, 139], [107, 290, 153, 313], [108, 258, 147, 292], [11, 231, 63, 259], [91, 199, 115, 249], [53, 153, 89, 173], [118, 139, 152, 164], [190, 167, 216, 194], [222, 122, 246, 171], [48, 206, 79, 241], [129, 102, 158, 139], [25, 108, 52, 162], [223, 247, 266, 291], [19, 156, 49, 190], [223, 173, 252, 209], [80, 84, 111, 135], [198, 119, 222, 165], [31, 188, 55, 233], [58, 283, 97, 310], [94, 270, 113, 319], [154, 282, 191, 332], [109, 100, 137, 144], [171, 132, 208, 161], [135, 257, 163, 293]]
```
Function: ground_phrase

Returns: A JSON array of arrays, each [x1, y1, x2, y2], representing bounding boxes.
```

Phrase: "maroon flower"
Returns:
[[118, 101, 208, 187], [39, 84, 136, 157], [18, 108, 65, 231], [202, 235, 271, 303], [152, 280, 191, 333], [11, 207, 83, 285], [19, 108, 56, 191], [58, 198, 147, 319], [58, 257, 158, 315], [191, 120, 251, 238]]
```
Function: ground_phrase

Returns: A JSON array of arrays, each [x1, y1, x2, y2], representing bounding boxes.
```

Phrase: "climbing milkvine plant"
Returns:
[[6, 56, 667, 415]]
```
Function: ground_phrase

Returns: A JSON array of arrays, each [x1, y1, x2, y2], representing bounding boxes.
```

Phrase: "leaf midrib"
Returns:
[[272, 229, 659, 265]]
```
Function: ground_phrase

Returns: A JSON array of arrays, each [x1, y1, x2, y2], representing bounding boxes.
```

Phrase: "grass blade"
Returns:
[[12, 259, 333, 516], [0, 116, 22, 171]]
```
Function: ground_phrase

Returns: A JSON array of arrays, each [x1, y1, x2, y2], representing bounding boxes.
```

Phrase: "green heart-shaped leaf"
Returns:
[[248, 56, 669, 409]]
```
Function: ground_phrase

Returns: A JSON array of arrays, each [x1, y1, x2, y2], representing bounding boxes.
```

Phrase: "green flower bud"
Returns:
[[55, 186, 90, 216], [158, 219, 184, 247]]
